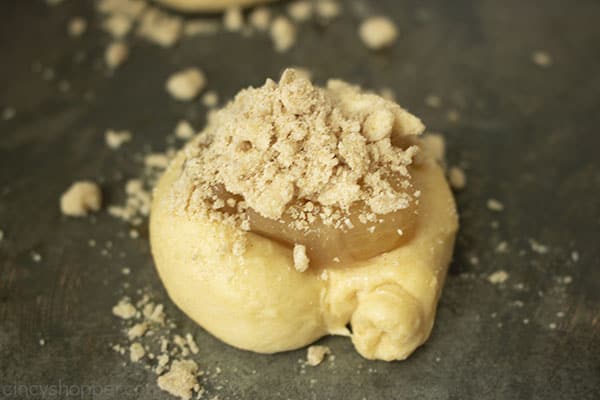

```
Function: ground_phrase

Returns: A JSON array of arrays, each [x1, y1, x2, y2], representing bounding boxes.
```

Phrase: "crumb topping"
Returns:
[[171, 68, 424, 235]]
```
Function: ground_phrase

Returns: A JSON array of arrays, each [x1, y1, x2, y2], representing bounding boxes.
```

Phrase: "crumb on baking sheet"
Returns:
[[249, 6, 271, 31], [571, 251, 579, 262], [315, 0, 341, 20], [127, 322, 148, 340], [488, 270, 509, 284], [129, 342, 145, 362], [60, 181, 102, 217], [446, 109, 460, 122], [175, 120, 195, 140], [495, 241, 508, 253], [166, 68, 206, 101], [359, 16, 398, 50], [425, 94, 441, 108], [306, 345, 331, 366], [157, 359, 201, 400], [137, 7, 182, 47], [2, 107, 16, 120], [202, 90, 219, 108], [105, 129, 132, 149], [532, 50, 552, 68], [103, 14, 133, 38], [270, 16, 296, 52], [448, 166, 466, 190], [529, 239, 548, 254], [223, 7, 243, 32], [112, 298, 137, 319], [108, 177, 159, 224], [486, 198, 504, 212], [105, 42, 129, 69], [287, 1, 313, 22], [68, 17, 87, 37]]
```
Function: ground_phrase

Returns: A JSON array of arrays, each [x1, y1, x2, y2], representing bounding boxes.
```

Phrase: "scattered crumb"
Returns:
[[532, 51, 552, 68], [184, 19, 219, 36], [46, 0, 64, 6], [166, 68, 206, 101], [42, 67, 55, 81], [145, 153, 170, 169], [143, 303, 166, 325], [97, 0, 146, 19], [529, 239, 548, 254], [548, 322, 557, 330], [270, 16, 296, 53], [105, 42, 129, 69], [31, 252, 42, 262], [486, 198, 504, 212], [2, 107, 16, 120], [121, 267, 131, 275], [488, 270, 509, 284], [39, 338, 46, 346], [108, 179, 152, 224], [223, 7, 243, 32], [359, 16, 398, 50], [249, 6, 271, 31], [175, 120, 195, 140], [446, 109, 460, 122], [202, 91, 219, 108], [425, 94, 441, 108], [157, 360, 200, 400], [185, 333, 199, 354], [306, 345, 331, 366], [287, 1, 313, 22], [129, 229, 140, 239], [129, 342, 145, 362], [571, 251, 579, 262], [68, 17, 87, 37], [103, 14, 133, 38], [448, 166, 466, 190], [315, 0, 341, 20], [293, 244, 310, 272], [561, 275, 573, 285], [137, 8, 182, 47], [495, 241, 508, 253], [60, 181, 102, 217], [0, 229, 4, 241], [105, 129, 132, 149], [112, 299, 137, 320], [127, 322, 148, 340], [557, 311, 565, 318]]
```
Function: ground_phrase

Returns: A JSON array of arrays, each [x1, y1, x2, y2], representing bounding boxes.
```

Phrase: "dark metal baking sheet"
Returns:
[[1, 0, 599, 399]]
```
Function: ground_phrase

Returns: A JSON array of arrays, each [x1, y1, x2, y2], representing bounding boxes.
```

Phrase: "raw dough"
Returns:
[[150, 147, 457, 362], [154, 0, 276, 13], [150, 72, 458, 361]]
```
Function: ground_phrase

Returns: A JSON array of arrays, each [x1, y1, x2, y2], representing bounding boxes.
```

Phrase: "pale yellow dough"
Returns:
[[154, 0, 275, 12], [150, 148, 458, 361]]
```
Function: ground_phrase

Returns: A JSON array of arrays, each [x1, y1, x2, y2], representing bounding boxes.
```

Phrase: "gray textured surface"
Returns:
[[1, 0, 600, 399]]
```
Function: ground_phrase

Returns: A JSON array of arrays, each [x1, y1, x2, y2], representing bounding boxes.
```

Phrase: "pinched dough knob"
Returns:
[[351, 284, 424, 361]]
